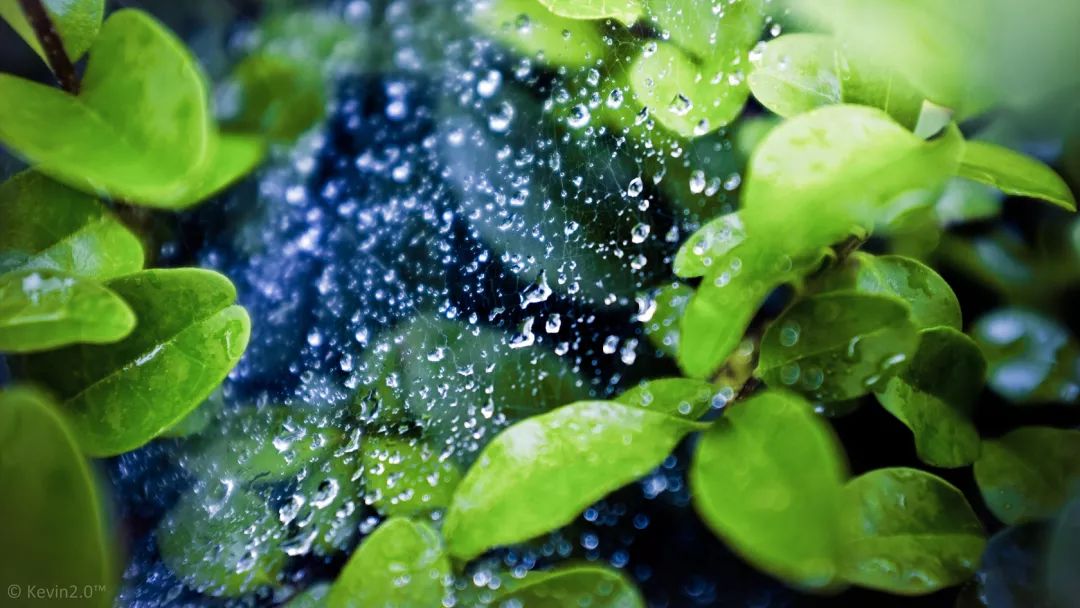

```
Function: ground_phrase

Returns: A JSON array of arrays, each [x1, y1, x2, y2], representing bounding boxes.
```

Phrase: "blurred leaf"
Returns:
[[0, 171, 143, 280], [159, 390, 223, 439], [327, 518, 450, 608], [875, 327, 985, 468], [492, 564, 645, 607], [975, 427, 1080, 525], [537, 0, 642, 25], [362, 435, 461, 517], [284, 584, 330, 608], [0, 387, 114, 607], [970, 309, 1080, 405], [1046, 493, 1080, 607], [0, 0, 103, 63], [757, 292, 919, 402], [16, 269, 251, 456], [747, 33, 842, 118], [0, 269, 134, 353], [963, 524, 1051, 608], [615, 377, 715, 419], [819, 253, 961, 330], [673, 212, 745, 279], [935, 178, 1002, 225], [224, 53, 325, 142], [959, 141, 1076, 211], [288, 456, 363, 557], [444, 400, 704, 561], [840, 467, 985, 594], [470, 0, 606, 68], [161, 133, 266, 209], [645, 0, 762, 61], [691, 390, 847, 589], [641, 281, 691, 358]]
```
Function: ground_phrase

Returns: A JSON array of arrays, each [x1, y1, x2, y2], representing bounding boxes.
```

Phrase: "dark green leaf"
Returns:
[[492, 564, 645, 607], [0, 387, 114, 606], [0, 0, 103, 63], [691, 390, 847, 589], [673, 212, 746, 279], [964, 524, 1050, 608], [17, 268, 251, 456], [538, 0, 642, 25], [327, 518, 450, 608], [1046, 493, 1080, 607], [444, 400, 704, 561], [0, 269, 135, 353], [284, 584, 330, 608], [959, 141, 1076, 211], [470, 0, 606, 68], [362, 435, 461, 517], [875, 328, 985, 468], [615, 377, 715, 419], [0, 171, 143, 279], [757, 292, 919, 402], [840, 468, 985, 594], [974, 426, 1080, 525], [223, 53, 325, 142], [971, 309, 1080, 405]]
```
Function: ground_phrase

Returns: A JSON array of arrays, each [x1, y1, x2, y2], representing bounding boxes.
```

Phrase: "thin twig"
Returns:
[[17, 0, 80, 93]]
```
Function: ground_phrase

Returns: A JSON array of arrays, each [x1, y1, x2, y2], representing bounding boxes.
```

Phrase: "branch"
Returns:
[[17, 0, 80, 94]]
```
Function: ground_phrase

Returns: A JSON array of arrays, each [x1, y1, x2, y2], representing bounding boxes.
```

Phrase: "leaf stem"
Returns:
[[17, 0, 80, 94]]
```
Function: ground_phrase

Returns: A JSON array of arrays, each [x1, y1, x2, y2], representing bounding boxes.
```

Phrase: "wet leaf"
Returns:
[[327, 518, 450, 608], [757, 292, 919, 402], [970, 309, 1080, 405], [642, 281, 692, 358], [673, 212, 746, 279], [16, 268, 251, 456], [537, 0, 642, 26], [0, 387, 114, 607], [444, 400, 704, 561], [959, 141, 1076, 211], [470, 0, 606, 68], [875, 328, 985, 468], [820, 253, 962, 330], [840, 468, 985, 594], [362, 435, 461, 517], [223, 53, 326, 142], [0, 0, 103, 63], [0, 269, 135, 353], [615, 377, 715, 419], [974, 426, 1080, 525], [645, 0, 762, 61], [0, 171, 143, 280], [492, 564, 645, 607], [748, 33, 843, 118], [691, 390, 847, 589]]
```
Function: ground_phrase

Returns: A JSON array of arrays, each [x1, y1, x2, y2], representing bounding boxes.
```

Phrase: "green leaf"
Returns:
[[162, 133, 266, 209], [0, 9, 255, 208], [0, 387, 114, 606], [537, 0, 642, 25], [1046, 494, 1080, 607], [223, 53, 326, 142], [0, 171, 143, 279], [673, 212, 746, 279], [444, 400, 704, 561], [875, 328, 985, 468], [327, 518, 450, 608], [0, 0, 103, 63], [959, 141, 1077, 211], [284, 584, 330, 608], [470, 0, 606, 68], [974, 426, 1080, 525], [678, 105, 962, 379], [747, 33, 842, 118], [757, 292, 919, 402], [492, 564, 644, 607], [691, 390, 847, 589], [158, 486, 285, 596], [970, 308, 1080, 405], [362, 436, 461, 517], [16, 268, 251, 456], [615, 377, 715, 419], [819, 253, 962, 330], [0, 269, 135, 353], [641, 281, 692, 358], [645, 0, 762, 61], [839, 468, 985, 594]]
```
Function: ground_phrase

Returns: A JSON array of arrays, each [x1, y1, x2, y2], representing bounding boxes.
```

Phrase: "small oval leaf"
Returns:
[[615, 377, 715, 419], [960, 141, 1076, 211], [974, 426, 1080, 525], [493, 564, 645, 607]]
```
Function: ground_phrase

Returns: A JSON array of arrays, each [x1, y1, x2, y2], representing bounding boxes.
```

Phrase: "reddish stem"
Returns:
[[17, 0, 80, 93]]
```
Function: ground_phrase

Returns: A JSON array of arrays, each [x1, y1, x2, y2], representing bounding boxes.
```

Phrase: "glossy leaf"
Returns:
[[362, 436, 461, 517], [641, 281, 692, 358], [0, 171, 143, 279], [0, 269, 135, 353], [327, 518, 450, 608], [971, 309, 1080, 405], [492, 564, 644, 607], [840, 468, 985, 594], [748, 33, 842, 118], [691, 390, 847, 589], [0, 387, 113, 607], [959, 141, 1076, 211], [974, 426, 1080, 525], [875, 328, 985, 468], [757, 292, 919, 402], [615, 377, 715, 419], [470, 0, 606, 68], [819, 252, 961, 330], [0, 0, 103, 63], [537, 0, 642, 25], [223, 53, 325, 142], [444, 400, 704, 561], [16, 268, 251, 456], [673, 212, 746, 279]]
